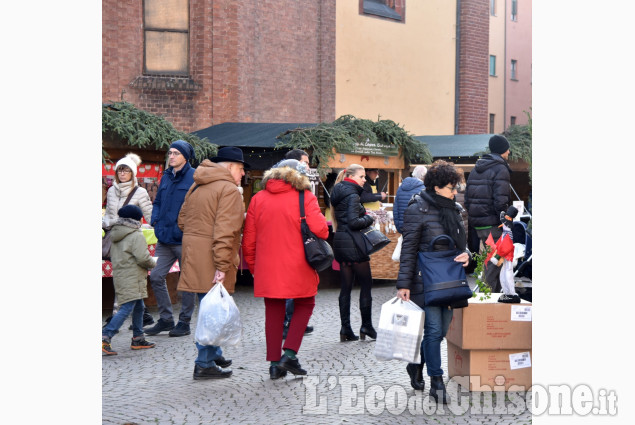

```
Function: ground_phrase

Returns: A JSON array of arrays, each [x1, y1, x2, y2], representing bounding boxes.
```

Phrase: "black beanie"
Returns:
[[489, 135, 510, 155], [118, 205, 143, 221]]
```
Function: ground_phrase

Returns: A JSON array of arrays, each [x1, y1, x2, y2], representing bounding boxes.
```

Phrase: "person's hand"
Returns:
[[380, 192, 387, 200], [397, 288, 410, 301], [454, 252, 470, 267], [213, 270, 226, 283]]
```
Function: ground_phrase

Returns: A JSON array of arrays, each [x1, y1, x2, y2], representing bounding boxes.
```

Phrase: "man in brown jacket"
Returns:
[[177, 147, 249, 380]]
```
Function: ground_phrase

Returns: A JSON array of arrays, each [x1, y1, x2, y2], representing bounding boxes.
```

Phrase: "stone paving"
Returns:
[[102, 279, 532, 425]]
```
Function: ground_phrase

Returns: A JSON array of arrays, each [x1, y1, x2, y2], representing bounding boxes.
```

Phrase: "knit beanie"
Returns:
[[489, 135, 510, 155], [118, 204, 143, 221], [273, 158, 308, 175], [169, 140, 194, 161], [115, 153, 142, 178]]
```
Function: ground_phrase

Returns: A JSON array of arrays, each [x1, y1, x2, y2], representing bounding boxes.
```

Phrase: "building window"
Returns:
[[510, 116, 516, 126], [511, 59, 518, 80], [511, 0, 518, 21], [490, 0, 496, 16], [489, 114, 495, 133], [360, 0, 405, 22], [489, 55, 496, 76], [143, 0, 189, 76]]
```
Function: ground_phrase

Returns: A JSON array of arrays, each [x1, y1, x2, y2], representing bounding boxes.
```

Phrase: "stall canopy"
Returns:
[[191, 122, 318, 169], [413, 134, 495, 158]]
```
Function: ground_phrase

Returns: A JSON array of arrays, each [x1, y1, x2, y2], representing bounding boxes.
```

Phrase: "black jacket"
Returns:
[[330, 180, 374, 263], [464, 154, 512, 228], [360, 179, 383, 204], [396, 190, 467, 307]]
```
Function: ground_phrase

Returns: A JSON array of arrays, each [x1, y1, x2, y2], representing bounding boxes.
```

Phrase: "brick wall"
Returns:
[[457, 0, 489, 134], [102, 0, 335, 134]]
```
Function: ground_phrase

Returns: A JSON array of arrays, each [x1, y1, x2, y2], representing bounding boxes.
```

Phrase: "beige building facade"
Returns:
[[488, 0, 532, 133], [336, 1, 458, 135]]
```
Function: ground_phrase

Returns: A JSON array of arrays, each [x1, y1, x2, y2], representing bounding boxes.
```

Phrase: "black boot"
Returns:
[[430, 375, 449, 404], [359, 298, 377, 340], [406, 363, 425, 391], [339, 295, 359, 342]]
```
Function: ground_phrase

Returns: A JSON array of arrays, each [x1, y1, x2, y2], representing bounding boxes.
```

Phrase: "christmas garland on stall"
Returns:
[[102, 101, 217, 164], [275, 115, 433, 177]]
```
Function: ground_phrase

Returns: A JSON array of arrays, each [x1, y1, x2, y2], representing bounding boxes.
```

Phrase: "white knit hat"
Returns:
[[115, 153, 142, 178]]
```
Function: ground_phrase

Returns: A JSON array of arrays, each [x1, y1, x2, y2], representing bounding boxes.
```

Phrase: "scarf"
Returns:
[[343, 177, 359, 185], [431, 193, 466, 251]]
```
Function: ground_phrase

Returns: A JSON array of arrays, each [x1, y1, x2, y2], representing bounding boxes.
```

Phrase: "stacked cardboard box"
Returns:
[[446, 295, 532, 391]]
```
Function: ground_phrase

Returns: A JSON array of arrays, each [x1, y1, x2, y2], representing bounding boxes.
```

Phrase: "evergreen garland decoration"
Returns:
[[275, 114, 432, 176], [503, 109, 532, 184], [102, 102, 217, 163]]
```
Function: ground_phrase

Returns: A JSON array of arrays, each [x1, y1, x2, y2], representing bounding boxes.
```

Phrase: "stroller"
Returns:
[[511, 219, 532, 302], [510, 185, 532, 302]]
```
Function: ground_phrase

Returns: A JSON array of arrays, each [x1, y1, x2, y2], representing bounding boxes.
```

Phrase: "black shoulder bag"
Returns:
[[299, 191, 334, 272]]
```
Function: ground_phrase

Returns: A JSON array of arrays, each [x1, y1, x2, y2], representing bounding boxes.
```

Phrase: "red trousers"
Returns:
[[264, 296, 315, 361]]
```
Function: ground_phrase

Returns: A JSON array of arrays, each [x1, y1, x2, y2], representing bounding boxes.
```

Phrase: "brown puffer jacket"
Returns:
[[176, 160, 245, 294]]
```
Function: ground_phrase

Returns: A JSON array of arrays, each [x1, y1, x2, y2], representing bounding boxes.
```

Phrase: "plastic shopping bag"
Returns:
[[391, 235, 403, 262], [374, 297, 425, 363], [194, 282, 242, 347]]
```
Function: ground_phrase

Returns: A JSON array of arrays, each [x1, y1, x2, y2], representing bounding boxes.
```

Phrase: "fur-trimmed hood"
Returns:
[[261, 166, 310, 192]]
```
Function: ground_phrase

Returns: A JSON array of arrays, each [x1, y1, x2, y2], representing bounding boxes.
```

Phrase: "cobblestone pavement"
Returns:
[[102, 280, 532, 425]]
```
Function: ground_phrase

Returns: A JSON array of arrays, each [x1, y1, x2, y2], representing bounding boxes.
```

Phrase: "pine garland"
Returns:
[[102, 102, 217, 163], [275, 114, 432, 176]]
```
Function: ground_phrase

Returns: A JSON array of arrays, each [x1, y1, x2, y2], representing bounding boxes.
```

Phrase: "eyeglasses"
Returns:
[[445, 185, 458, 191], [117, 169, 132, 174], [167, 150, 181, 157]]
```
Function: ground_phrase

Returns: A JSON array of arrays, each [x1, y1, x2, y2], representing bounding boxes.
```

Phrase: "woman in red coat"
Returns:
[[242, 159, 329, 380]]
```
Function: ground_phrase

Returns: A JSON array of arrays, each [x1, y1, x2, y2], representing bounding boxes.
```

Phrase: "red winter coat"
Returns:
[[242, 166, 329, 299]]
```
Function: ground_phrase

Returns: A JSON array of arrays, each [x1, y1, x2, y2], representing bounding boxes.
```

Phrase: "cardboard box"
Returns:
[[446, 294, 532, 350], [447, 341, 532, 391]]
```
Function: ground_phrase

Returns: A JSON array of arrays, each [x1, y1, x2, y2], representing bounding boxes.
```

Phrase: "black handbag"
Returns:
[[347, 225, 391, 257], [299, 191, 334, 272], [417, 235, 472, 306]]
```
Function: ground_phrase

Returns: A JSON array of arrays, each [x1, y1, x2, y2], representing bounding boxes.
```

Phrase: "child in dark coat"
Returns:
[[102, 205, 157, 355]]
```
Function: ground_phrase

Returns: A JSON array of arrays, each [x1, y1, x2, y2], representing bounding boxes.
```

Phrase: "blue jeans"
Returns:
[[103, 299, 145, 339], [421, 305, 453, 377], [149, 242, 196, 323], [284, 299, 294, 324], [194, 292, 223, 368]]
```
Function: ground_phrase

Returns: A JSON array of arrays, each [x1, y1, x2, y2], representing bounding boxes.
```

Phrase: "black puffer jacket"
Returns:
[[464, 153, 512, 227], [396, 190, 467, 306], [330, 180, 374, 263]]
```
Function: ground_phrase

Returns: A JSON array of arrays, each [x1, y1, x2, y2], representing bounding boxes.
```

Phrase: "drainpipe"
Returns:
[[454, 0, 461, 135], [503, 0, 507, 132]]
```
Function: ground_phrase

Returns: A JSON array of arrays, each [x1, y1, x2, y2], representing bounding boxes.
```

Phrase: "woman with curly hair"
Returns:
[[396, 160, 471, 404]]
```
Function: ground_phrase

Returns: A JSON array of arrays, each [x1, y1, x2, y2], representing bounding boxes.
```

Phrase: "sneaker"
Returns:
[[102, 339, 117, 356], [130, 337, 156, 350], [128, 313, 156, 330], [143, 318, 175, 336], [168, 321, 191, 337]]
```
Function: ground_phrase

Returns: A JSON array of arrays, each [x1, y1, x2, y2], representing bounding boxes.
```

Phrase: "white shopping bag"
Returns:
[[374, 297, 425, 363], [391, 235, 403, 262], [194, 282, 242, 347]]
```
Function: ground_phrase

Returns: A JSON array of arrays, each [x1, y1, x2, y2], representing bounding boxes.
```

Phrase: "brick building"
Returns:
[[102, 0, 335, 133], [103, 0, 491, 136]]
